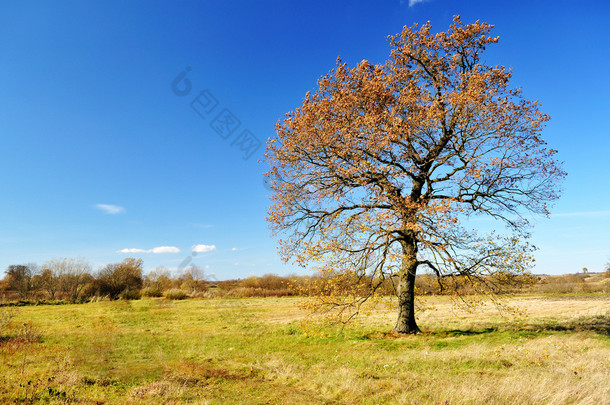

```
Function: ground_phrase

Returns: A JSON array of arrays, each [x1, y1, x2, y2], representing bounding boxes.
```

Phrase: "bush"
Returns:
[[0, 307, 17, 337], [164, 289, 188, 300], [144, 267, 172, 293], [226, 287, 294, 298], [141, 287, 163, 297], [95, 258, 144, 300], [120, 289, 142, 300]]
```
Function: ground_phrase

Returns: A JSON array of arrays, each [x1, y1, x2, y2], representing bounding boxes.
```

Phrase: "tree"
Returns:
[[96, 257, 144, 299], [42, 257, 93, 301], [265, 16, 565, 333], [36, 268, 59, 299], [179, 265, 209, 294], [5, 264, 38, 300], [144, 266, 172, 296]]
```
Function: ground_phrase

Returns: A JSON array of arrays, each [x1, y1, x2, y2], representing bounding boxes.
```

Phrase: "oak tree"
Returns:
[[265, 17, 564, 333]]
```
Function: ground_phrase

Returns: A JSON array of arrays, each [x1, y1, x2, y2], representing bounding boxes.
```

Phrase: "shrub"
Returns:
[[0, 307, 17, 337], [144, 267, 172, 293], [120, 289, 142, 300], [95, 258, 144, 300], [18, 321, 44, 343], [141, 287, 163, 297], [226, 287, 294, 298], [164, 289, 188, 300]]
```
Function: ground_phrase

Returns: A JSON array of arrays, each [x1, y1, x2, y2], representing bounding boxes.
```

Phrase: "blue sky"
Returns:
[[1, 0, 608, 279]]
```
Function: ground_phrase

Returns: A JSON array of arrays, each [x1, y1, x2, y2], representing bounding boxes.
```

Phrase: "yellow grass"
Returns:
[[0, 294, 608, 404]]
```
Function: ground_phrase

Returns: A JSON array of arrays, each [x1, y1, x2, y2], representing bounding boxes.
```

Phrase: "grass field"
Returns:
[[1, 295, 609, 404]]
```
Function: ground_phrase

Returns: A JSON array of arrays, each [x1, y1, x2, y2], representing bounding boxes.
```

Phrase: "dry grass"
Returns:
[[0, 295, 608, 404]]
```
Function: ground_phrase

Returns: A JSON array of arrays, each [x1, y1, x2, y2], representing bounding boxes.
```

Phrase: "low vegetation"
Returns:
[[1, 259, 608, 403], [2, 258, 609, 305], [0, 295, 608, 404]]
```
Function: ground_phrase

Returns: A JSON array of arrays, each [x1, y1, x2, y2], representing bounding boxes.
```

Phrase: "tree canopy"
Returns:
[[265, 16, 565, 333]]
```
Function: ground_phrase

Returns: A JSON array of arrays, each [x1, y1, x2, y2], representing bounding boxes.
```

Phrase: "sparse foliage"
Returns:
[[41, 257, 93, 301], [143, 266, 172, 297], [266, 16, 564, 333], [179, 266, 210, 295], [5, 264, 38, 300]]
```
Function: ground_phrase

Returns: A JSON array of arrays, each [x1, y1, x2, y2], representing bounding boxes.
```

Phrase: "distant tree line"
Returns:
[[1, 258, 146, 302], [1, 258, 609, 304]]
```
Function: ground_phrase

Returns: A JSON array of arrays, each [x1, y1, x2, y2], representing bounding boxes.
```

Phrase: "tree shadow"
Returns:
[[434, 327, 498, 337], [530, 314, 610, 336], [430, 314, 610, 338]]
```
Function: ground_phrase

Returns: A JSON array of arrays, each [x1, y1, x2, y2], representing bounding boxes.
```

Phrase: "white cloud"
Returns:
[[231, 247, 238, 251], [408, 0, 429, 6], [192, 244, 216, 253], [117, 246, 180, 254], [95, 204, 125, 215], [118, 248, 147, 253], [150, 246, 181, 254]]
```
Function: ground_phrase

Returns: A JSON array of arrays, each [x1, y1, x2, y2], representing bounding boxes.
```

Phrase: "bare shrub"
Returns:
[[41, 257, 93, 301], [175, 266, 209, 295], [0, 307, 17, 337], [144, 267, 172, 294], [141, 287, 163, 297], [18, 321, 44, 343], [164, 289, 188, 300]]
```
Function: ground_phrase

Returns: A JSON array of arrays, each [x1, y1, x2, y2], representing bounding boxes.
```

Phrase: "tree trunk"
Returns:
[[393, 243, 421, 334]]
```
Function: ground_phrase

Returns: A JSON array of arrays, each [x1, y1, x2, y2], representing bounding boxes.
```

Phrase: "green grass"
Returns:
[[1, 295, 609, 404]]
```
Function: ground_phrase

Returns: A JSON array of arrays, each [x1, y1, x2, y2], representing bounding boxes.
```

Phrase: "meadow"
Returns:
[[0, 294, 609, 404]]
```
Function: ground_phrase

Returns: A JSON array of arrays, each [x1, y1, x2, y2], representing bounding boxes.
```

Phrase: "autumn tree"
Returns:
[[95, 257, 144, 299], [42, 257, 93, 301], [265, 16, 564, 333], [143, 266, 172, 296], [179, 265, 210, 294], [5, 264, 38, 300], [37, 268, 60, 299]]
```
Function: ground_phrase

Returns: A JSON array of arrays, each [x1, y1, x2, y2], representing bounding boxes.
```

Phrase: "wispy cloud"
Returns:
[[95, 204, 125, 215], [551, 210, 610, 218], [117, 246, 180, 254], [407, 0, 429, 6], [192, 244, 216, 253], [231, 247, 239, 251]]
